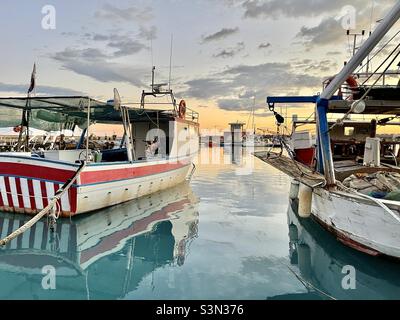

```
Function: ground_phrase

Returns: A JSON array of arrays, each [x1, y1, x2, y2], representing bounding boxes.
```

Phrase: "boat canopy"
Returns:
[[0, 96, 177, 127]]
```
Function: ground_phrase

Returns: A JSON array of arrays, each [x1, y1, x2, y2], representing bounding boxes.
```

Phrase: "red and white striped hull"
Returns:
[[0, 155, 193, 217]]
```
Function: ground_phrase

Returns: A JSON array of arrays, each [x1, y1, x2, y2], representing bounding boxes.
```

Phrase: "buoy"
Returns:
[[297, 244, 312, 280], [298, 183, 312, 218], [289, 179, 300, 200], [288, 223, 299, 242]]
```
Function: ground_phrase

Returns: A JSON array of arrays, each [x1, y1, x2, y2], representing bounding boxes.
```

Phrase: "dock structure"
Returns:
[[226, 122, 245, 146]]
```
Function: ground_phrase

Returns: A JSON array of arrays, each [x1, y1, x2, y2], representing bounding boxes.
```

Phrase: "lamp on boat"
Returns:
[[350, 100, 366, 114]]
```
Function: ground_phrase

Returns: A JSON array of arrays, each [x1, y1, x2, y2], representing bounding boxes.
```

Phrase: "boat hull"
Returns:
[[0, 155, 193, 217], [312, 188, 400, 259]]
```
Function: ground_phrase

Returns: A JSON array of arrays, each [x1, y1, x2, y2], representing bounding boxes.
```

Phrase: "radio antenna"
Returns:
[[168, 34, 173, 91]]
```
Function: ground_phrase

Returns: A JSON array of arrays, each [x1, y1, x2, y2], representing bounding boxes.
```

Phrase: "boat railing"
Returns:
[[184, 107, 199, 123]]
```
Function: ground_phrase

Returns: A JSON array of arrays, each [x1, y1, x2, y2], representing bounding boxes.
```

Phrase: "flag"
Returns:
[[28, 63, 36, 93], [113, 88, 121, 110]]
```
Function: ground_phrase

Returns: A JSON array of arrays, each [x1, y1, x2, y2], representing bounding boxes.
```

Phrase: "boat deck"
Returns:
[[334, 160, 400, 181], [254, 151, 326, 188]]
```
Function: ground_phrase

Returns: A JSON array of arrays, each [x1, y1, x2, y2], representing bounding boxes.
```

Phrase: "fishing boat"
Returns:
[[0, 182, 199, 299], [0, 68, 200, 218], [255, 3, 400, 259]]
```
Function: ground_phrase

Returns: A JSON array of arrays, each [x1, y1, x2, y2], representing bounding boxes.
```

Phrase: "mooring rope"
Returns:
[[0, 161, 87, 246]]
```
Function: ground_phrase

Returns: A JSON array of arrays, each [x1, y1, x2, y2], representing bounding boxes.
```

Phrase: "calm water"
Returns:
[[0, 147, 399, 300]]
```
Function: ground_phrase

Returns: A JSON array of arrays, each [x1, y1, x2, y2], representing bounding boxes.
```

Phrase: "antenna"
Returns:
[[168, 34, 173, 91], [151, 66, 155, 92]]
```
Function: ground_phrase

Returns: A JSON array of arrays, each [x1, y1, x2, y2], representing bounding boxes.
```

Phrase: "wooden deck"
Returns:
[[334, 160, 400, 181], [254, 151, 326, 188]]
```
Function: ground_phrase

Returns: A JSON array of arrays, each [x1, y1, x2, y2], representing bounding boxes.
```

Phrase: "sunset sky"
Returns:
[[0, 0, 399, 134]]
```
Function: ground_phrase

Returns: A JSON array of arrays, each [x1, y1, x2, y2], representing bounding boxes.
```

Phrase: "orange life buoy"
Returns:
[[178, 100, 186, 119], [326, 75, 359, 99], [13, 125, 21, 133]]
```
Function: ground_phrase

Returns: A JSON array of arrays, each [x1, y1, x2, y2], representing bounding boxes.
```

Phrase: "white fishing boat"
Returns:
[[0, 67, 200, 218], [255, 3, 400, 259]]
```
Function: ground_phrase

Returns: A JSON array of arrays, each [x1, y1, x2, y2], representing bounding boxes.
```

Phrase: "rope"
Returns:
[[285, 263, 336, 300], [0, 161, 86, 246]]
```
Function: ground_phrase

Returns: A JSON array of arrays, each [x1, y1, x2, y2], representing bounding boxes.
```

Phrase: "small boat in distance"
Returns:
[[0, 67, 200, 217]]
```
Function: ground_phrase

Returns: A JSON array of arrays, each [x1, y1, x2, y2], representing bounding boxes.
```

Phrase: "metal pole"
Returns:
[[321, 2, 400, 100], [316, 2, 400, 185], [86, 97, 90, 161]]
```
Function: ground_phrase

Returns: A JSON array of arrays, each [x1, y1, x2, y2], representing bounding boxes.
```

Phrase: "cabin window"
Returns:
[[344, 127, 354, 137]]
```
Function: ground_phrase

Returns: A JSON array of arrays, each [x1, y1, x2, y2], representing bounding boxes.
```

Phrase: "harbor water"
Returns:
[[0, 147, 399, 300]]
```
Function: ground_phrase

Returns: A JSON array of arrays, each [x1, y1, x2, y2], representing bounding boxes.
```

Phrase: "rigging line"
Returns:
[[330, 45, 400, 132], [285, 264, 337, 300], [369, 0, 375, 35], [150, 36, 154, 70], [355, 29, 400, 74], [347, 34, 353, 59], [168, 34, 173, 91]]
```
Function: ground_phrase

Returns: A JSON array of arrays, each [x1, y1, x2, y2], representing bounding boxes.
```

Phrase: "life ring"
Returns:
[[178, 100, 186, 119], [326, 75, 359, 99], [13, 125, 21, 133]]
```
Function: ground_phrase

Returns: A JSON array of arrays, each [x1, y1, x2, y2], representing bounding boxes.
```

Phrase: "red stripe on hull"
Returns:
[[80, 162, 188, 185], [0, 181, 4, 208], [14, 178, 24, 209], [54, 184, 61, 212], [27, 179, 36, 211], [40, 181, 48, 208], [0, 162, 74, 183], [69, 187, 77, 214], [4, 177, 13, 208]]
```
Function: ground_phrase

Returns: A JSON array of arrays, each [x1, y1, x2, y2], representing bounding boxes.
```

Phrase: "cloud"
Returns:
[[53, 48, 108, 61], [202, 27, 239, 43], [291, 58, 338, 73], [108, 39, 147, 57], [95, 4, 153, 23], [213, 42, 245, 58], [138, 25, 157, 40], [258, 42, 271, 49], [242, 0, 367, 19], [52, 48, 147, 87], [0, 83, 84, 95], [181, 62, 321, 111], [217, 98, 251, 111], [296, 17, 345, 47]]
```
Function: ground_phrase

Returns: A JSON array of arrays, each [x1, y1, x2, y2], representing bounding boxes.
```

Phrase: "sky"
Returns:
[[0, 0, 398, 133]]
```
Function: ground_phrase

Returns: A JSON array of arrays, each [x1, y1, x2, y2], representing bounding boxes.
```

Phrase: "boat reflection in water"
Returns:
[[287, 199, 400, 300], [0, 181, 199, 299]]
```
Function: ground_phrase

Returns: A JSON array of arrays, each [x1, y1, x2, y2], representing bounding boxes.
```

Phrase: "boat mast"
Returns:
[[316, 2, 400, 186]]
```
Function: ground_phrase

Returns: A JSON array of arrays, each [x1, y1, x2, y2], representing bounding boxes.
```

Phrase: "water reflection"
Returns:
[[287, 199, 400, 300], [0, 182, 199, 299]]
